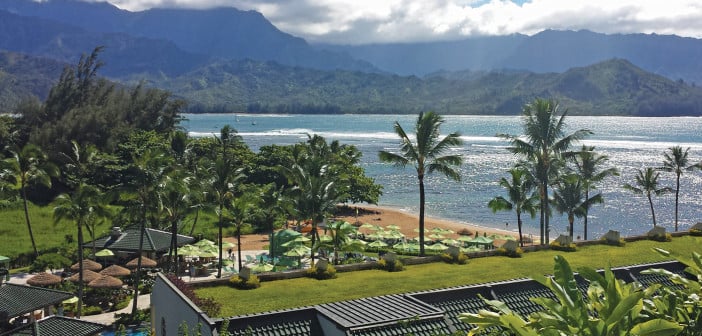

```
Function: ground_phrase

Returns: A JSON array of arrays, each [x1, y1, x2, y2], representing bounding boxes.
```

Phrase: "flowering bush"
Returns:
[[377, 258, 404, 272], [306, 264, 337, 280], [228, 275, 261, 290]]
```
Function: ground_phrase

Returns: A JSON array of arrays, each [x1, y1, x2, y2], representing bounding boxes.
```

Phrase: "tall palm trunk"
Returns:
[[647, 192, 657, 227], [217, 203, 223, 278], [131, 208, 146, 317], [539, 184, 546, 245], [237, 227, 243, 271], [516, 214, 523, 247], [583, 189, 590, 240], [568, 213, 575, 240], [544, 183, 550, 244], [77, 222, 84, 318], [418, 174, 426, 256], [674, 174, 680, 231], [21, 184, 39, 257]]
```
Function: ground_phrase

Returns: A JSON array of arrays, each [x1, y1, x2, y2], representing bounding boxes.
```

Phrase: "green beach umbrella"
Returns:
[[441, 238, 461, 246], [367, 240, 388, 250], [425, 243, 449, 251], [382, 230, 405, 239], [386, 224, 401, 231], [392, 241, 413, 251], [250, 263, 274, 273], [457, 235, 474, 242], [194, 239, 216, 247], [94, 249, 114, 257], [428, 233, 446, 240], [284, 245, 311, 257]]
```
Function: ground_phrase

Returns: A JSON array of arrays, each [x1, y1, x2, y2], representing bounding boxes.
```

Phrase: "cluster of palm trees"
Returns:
[[487, 98, 702, 246], [625, 146, 701, 230], [1, 125, 369, 317]]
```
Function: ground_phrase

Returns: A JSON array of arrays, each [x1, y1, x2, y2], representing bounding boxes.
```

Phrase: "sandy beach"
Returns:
[[227, 204, 523, 251]]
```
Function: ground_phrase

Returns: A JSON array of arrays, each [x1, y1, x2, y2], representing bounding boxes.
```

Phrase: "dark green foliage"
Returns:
[[228, 275, 261, 290], [306, 263, 337, 280], [29, 252, 71, 273], [377, 258, 404, 272], [13, 47, 184, 159], [440, 252, 469, 264]]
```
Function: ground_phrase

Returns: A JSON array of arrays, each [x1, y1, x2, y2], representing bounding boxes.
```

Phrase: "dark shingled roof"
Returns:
[[84, 227, 194, 253], [0, 284, 73, 319], [318, 294, 445, 330], [223, 307, 322, 336], [5, 316, 107, 336]]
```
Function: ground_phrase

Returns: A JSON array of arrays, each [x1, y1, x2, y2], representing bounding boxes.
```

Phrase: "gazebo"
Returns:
[[84, 226, 195, 261], [26, 272, 62, 287]]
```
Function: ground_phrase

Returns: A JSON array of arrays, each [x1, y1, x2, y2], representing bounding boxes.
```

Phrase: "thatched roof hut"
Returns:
[[100, 264, 131, 277], [70, 259, 102, 272], [26, 272, 62, 287], [88, 274, 123, 289], [125, 256, 157, 269]]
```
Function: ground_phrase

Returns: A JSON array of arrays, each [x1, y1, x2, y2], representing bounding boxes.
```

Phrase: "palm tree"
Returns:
[[551, 175, 603, 240], [661, 146, 697, 231], [120, 148, 171, 317], [487, 168, 539, 247], [500, 98, 591, 245], [158, 169, 194, 275], [53, 183, 110, 318], [2, 144, 58, 257], [323, 220, 359, 265], [283, 153, 344, 266], [227, 191, 258, 271], [567, 145, 618, 240], [210, 125, 244, 278], [623, 168, 673, 227], [379, 111, 463, 256]]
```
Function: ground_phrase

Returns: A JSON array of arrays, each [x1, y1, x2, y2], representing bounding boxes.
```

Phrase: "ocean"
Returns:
[[182, 114, 702, 239]]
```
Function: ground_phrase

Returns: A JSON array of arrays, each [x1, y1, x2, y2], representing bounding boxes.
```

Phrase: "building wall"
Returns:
[[151, 274, 214, 336]]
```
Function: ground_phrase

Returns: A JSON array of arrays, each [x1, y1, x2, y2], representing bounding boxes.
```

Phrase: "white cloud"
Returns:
[[97, 0, 702, 44]]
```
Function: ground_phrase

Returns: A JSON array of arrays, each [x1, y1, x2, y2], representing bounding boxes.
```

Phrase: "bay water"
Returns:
[[182, 114, 702, 239]]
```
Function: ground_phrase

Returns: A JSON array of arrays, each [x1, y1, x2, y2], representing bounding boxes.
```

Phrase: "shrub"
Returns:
[[82, 305, 103, 316], [496, 247, 523, 258], [377, 258, 404, 272], [690, 229, 702, 236], [649, 233, 672, 242], [115, 308, 150, 326], [306, 264, 337, 280], [600, 237, 626, 246], [113, 298, 130, 311], [29, 253, 72, 273], [228, 275, 261, 290], [440, 252, 469, 264], [549, 241, 577, 252]]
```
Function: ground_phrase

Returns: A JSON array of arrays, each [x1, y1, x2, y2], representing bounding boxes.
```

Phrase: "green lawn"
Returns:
[[0, 203, 115, 259], [196, 236, 702, 317]]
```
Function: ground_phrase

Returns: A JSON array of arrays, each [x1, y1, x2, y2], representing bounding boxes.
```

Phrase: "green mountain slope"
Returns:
[[146, 58, 702, 116]]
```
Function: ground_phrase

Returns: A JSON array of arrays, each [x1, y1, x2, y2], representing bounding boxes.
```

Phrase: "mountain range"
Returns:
[[1, 0, 702, 116]]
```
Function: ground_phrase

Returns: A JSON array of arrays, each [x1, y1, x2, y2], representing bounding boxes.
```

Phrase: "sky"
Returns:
[[97, 0, 702, 44]]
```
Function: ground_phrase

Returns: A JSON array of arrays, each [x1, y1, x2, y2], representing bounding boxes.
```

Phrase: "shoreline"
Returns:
[[335, 204, 525, 240], [228, 204, 536, 251]]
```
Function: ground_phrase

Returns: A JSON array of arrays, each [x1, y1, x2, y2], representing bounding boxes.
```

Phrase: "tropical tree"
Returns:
[[487, 167, 539, 247], [623, 168, 673, 227], [1, 144, 58, 257], [320, 220, 359, 265], [283, 152, 345, 266], [209, 125, 244, 278], [551, 174, 603, 240], [159, 168, 195, 275], [379, 111, 463, 256], [227, 191, 259, 271], [53, 183, 110, 318], [500, 98, 591, 245], [119, 148, 172, 317], [661, 146, 698, 231], [566, 145, 618, 240]]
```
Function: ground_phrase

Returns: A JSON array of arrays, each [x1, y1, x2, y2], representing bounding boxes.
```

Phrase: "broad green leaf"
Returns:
[[630, 319, 683, 336]]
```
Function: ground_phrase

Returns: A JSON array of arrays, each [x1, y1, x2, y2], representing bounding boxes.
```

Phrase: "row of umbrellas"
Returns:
[[27, 256, 159, 288], [176, 239, 237, 258]]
